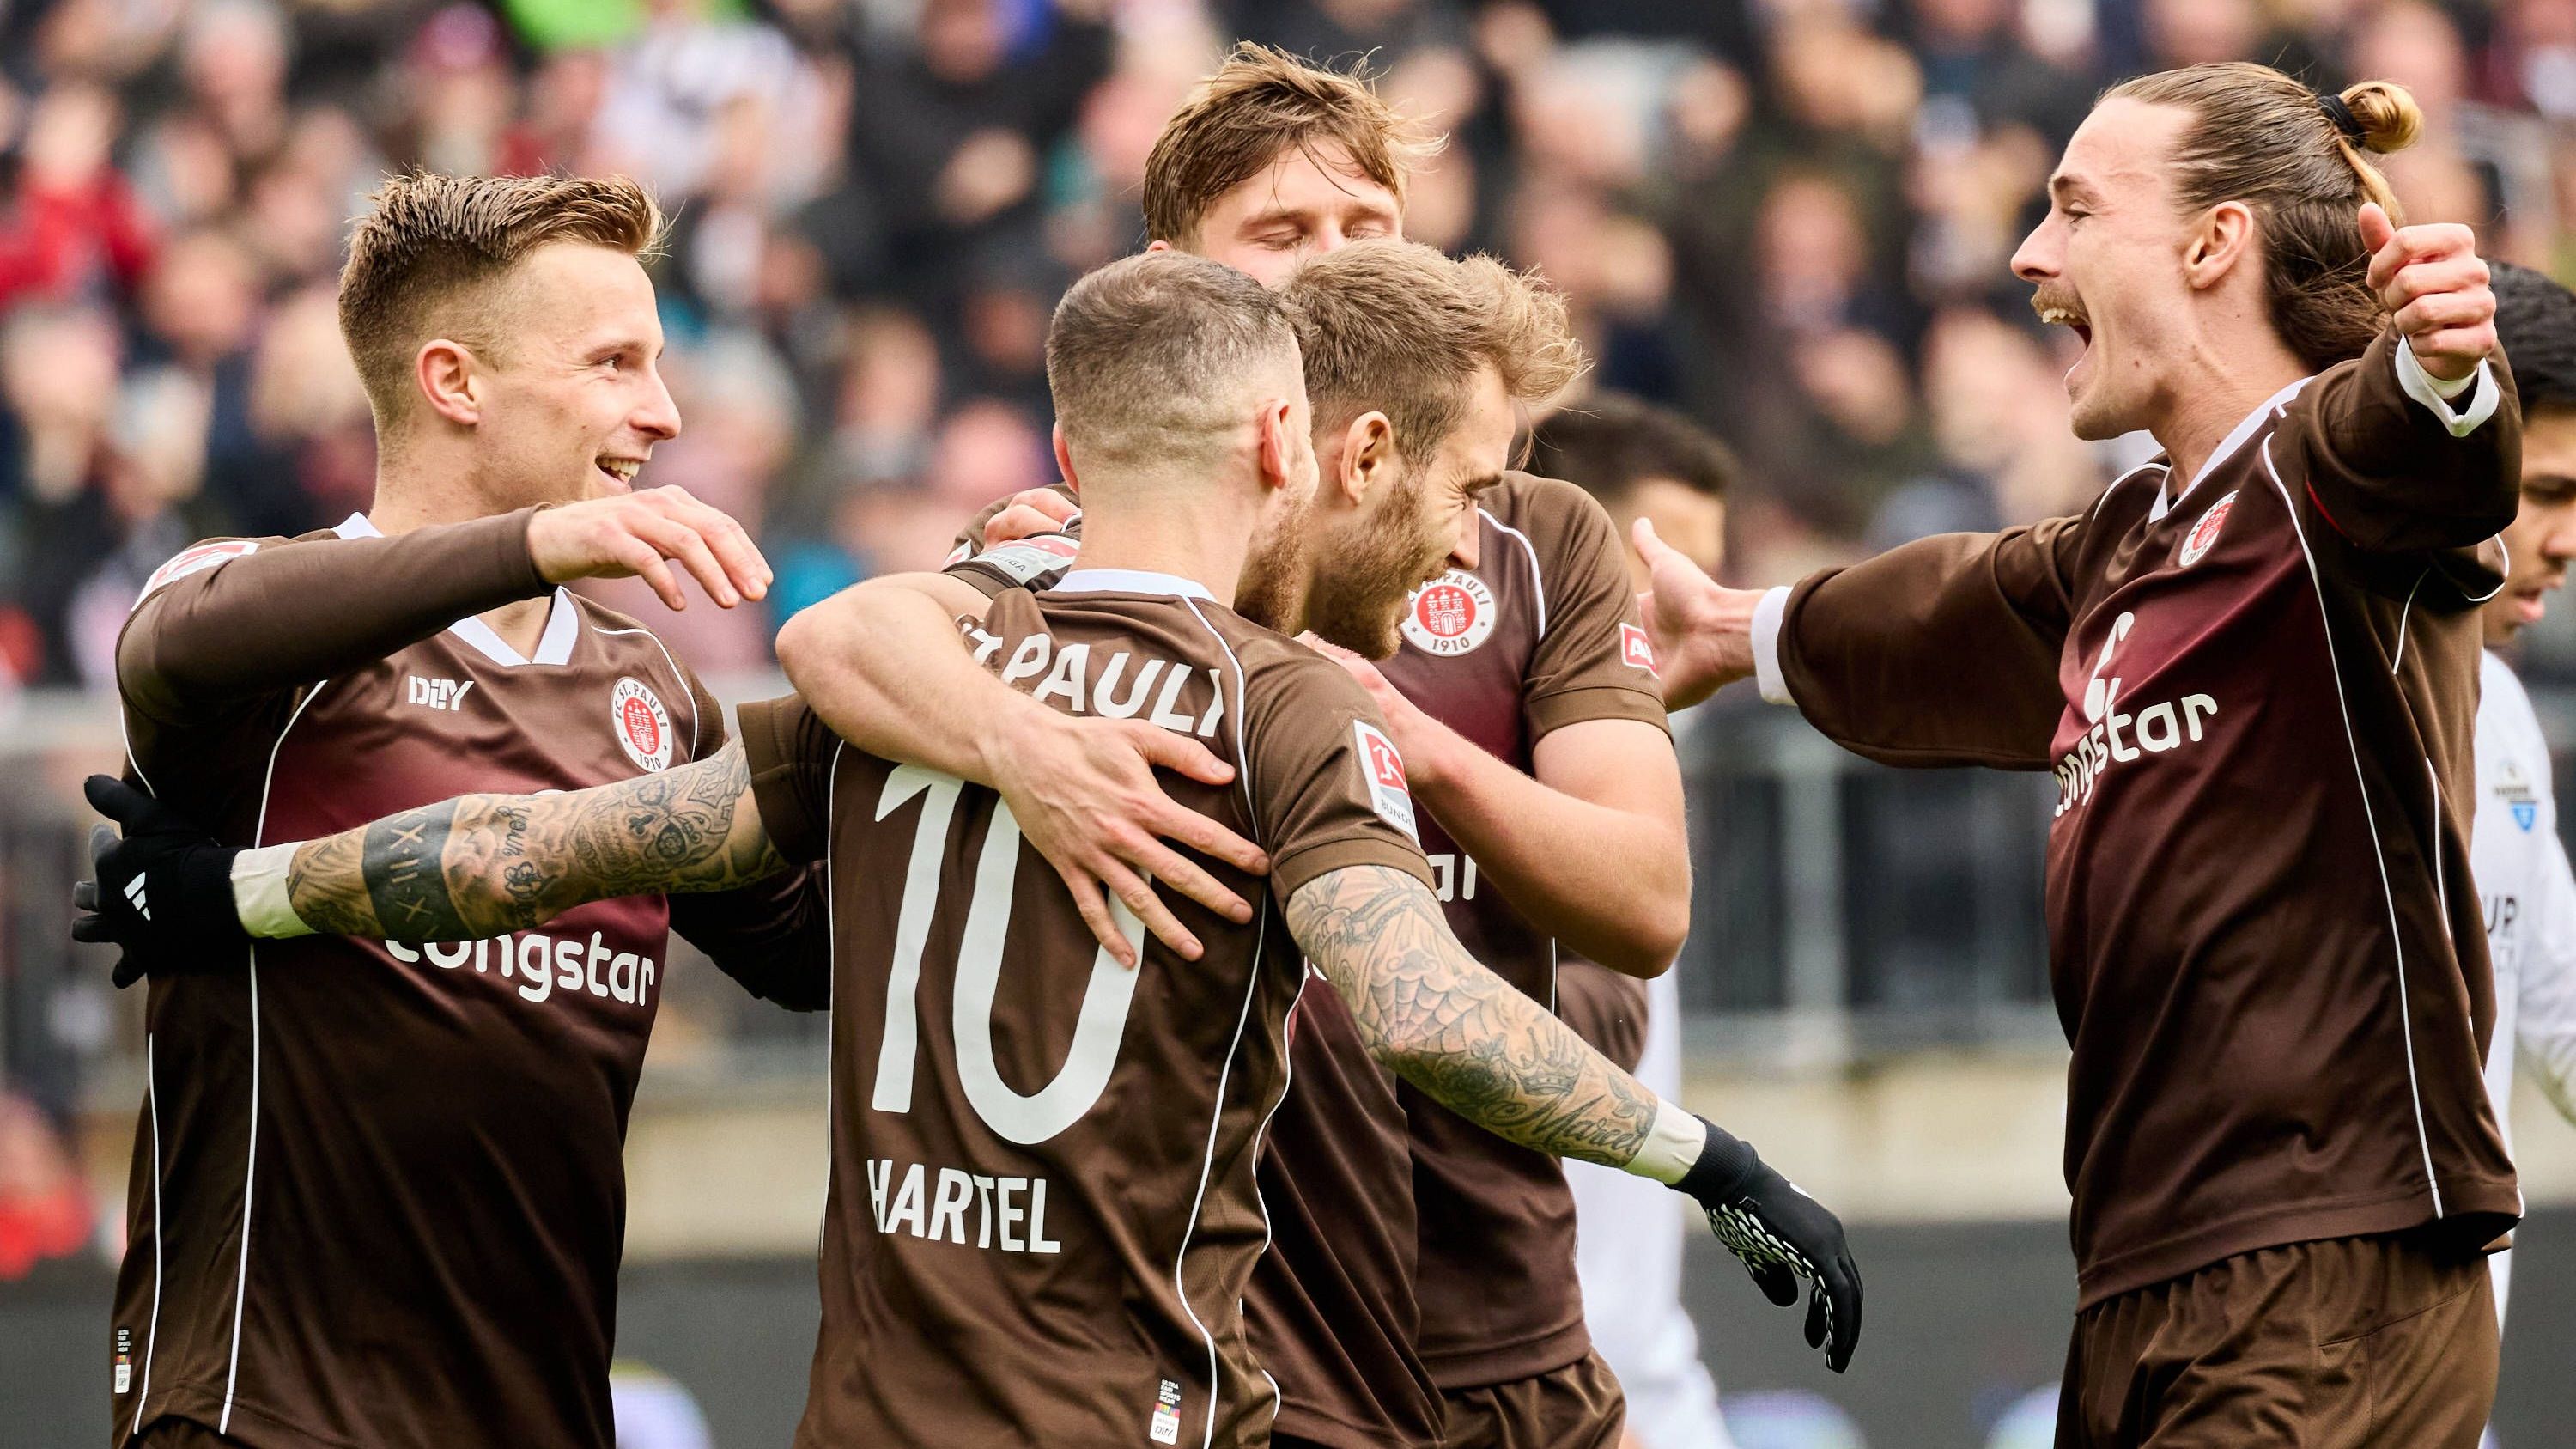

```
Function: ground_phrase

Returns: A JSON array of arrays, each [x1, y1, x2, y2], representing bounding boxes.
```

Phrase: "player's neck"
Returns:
[[2151, 327, 2309, 488], [364, 465, 559, 656], [1065, 496, 1248, 609]]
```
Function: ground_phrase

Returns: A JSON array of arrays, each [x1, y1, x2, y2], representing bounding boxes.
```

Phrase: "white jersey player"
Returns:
[[2470, 260, 2576, 1330]]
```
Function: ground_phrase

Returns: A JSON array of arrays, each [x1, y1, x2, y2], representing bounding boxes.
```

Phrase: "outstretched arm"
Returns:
[[259, 742, 788, 941], [1284, 861, 1862, 1369], [1286, 861, 1666, 1166]]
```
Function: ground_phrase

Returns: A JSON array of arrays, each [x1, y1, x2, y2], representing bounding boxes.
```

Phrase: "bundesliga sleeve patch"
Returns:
[[137, 539, 258, 603], [969, 534, 1079, 587], [1352, 720, 1419, 843], [1620, 622, 1658, 675]]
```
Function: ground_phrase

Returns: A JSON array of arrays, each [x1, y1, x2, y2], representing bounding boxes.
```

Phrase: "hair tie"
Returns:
[[2317, 93, 2368, 145]]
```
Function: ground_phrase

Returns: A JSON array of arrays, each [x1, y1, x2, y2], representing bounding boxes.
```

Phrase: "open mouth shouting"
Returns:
[[2035, 294, 2093, 389]]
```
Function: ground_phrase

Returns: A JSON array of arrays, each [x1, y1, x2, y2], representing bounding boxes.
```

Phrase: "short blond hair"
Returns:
[[1046, 251, 1302, 472], [1142, 44, 1441, 247], [337, 171, 664, 423], [1279, 240, 1586, 461]]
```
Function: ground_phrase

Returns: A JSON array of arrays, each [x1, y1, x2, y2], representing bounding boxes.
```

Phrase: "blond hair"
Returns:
[[1142, 44, 1442, 247], [1045, 251, 1302, 472], [1279, 240, 1586, 462], [337, 171, 664, 424], [2107, 64, 2422, 370]]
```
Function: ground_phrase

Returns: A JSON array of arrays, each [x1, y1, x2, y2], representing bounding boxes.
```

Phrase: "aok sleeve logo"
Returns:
[[136, 539, 259, 604]]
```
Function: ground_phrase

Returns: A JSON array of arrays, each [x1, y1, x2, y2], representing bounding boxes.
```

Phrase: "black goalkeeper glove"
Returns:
[[70, 775, 247, 989], [1674, 1118, 1862, 1373]]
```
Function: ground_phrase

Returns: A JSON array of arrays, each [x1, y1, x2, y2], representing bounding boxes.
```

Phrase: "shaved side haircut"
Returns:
[[1045, 251, 1303, 475]]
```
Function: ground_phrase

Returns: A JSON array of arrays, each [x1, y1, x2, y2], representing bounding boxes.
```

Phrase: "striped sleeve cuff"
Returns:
[[2395, 338, 2500, 438], [1752, 586, 1794, 706]]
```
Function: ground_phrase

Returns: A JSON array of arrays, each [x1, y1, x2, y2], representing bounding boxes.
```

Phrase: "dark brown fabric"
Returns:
[[1435, 1351, 1626, 1449], [1777, 333, 2524, 1308], [1553, 959, 1650, 1072], [2057, 1232, 2498, 1447], [742, 583, 1434, 1449], [109, 525, 728, 1449], [1380, 474, 1667, 1389], [130, 1416, 245, 1447]]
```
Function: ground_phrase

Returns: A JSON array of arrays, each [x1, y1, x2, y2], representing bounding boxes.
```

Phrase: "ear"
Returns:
[[415, 339, 482, 428], [1145, 239, 1174, 256], [1255, 397, 1296, 490], [2184, 200, 2258, 293], [1051, 423, 1082, 494], [1333, 411, 1394, 508]]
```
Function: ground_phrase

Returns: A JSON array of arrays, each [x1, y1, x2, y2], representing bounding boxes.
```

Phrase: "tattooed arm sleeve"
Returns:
[[281, 741, 792, 941], [1285, 861, 1663, 1170]]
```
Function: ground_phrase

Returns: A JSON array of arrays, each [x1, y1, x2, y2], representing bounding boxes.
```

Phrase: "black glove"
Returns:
[[70, 775, 247, 988], [1675, 1118, 1863, 1373]]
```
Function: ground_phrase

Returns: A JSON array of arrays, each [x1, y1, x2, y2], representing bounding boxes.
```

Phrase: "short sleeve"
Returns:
[[736, 692, 841, 865], [1516, 479, 1669, 740], [1242, 652, 1439, 904], [942, 484, 1084, 600]]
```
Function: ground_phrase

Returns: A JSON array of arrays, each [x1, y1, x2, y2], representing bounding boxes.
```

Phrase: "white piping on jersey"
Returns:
[[1051, 568, 1215, 601], [818, 740, 844, 1269], [129, 1033, 164, 1437], [2391, 569, 2429, 674], [1176, 595, 1264, 1447], [1479, 509, 1546, 638], [592, 625, 697, 755], [223, 677, 332, 1432], [2261, 437, 2445, 1217], [2459, 545, 2510, 605], [2095, 462, 2169, 520], [331, 513, 579, 666], [2428, 757, 2450, 928], [2156, 376, 2314, 521]]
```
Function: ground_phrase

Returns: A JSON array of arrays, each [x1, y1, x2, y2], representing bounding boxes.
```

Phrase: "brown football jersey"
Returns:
[[110, 513, 736, 1449], [1772, 333, 2524, 1306], [741, 569, 1434, 1449], [1372, 473, 1668, 1391]]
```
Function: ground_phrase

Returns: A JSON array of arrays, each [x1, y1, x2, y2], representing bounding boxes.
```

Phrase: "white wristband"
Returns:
[[1623, 1098, 1708, 1185], [1751, 586, 1795, 706], [233, 843, 316, 939]]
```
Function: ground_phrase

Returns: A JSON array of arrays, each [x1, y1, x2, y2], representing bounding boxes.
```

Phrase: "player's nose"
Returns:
[[635, 367, 683, 442], [1449, 515, 1480, 571], [2010, 219, 2060, 286]]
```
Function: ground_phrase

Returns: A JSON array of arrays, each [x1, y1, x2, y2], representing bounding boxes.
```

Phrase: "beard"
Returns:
[[1236, 486, 1314, 635], [1301, 470, 1449, 659]]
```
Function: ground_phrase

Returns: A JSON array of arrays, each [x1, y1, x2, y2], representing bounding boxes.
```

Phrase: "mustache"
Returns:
[[2030, 285, 2084, 322]]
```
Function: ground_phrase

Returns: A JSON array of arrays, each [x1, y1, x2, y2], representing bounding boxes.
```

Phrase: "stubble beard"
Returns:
[[1302, 476, 1446, 660]]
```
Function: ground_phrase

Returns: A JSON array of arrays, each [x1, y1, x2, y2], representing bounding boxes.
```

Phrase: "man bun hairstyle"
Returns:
[[337, 171, 664, 426], [2107, 64, 2424, 372], [2491, 261, 2576, 414], [1046, 250, 1303, 472], [1141, 43, 1441, 247], [1278, 240, 1586, 466]]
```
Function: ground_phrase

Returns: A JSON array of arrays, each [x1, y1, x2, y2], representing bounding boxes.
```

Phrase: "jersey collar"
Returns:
[[1050, 568, 1216, 601], [2153, 374, 2314, 521], [334, 512, 580, 667]]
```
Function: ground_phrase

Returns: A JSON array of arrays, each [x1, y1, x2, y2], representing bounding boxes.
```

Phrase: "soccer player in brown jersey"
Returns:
[[1635, 65, 2523, 1444], [78, 251, 1860, 1448], [774, 48, 1700, 1449], [77, 172, 815, 1449]]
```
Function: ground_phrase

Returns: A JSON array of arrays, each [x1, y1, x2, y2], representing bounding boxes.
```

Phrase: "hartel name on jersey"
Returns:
[[961, 624, 1228, 736], [866, 1158, 1063, 1255], [386, 927, 657, 1006]]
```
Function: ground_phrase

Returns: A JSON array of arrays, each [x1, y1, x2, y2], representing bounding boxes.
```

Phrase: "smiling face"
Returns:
[[1300, 363, 1513, 656], [2485, 407, 2576, 645], [2012, 98, 2202, 441], [460, 241, 681, 508], [1173, 143, 1405, 287]]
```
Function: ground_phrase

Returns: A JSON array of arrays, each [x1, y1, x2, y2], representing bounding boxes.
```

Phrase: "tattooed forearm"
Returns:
[[1285, 864, 1660, 1169], [281, 742, 791, 941]]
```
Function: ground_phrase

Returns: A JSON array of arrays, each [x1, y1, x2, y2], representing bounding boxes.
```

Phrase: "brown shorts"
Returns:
[[1436, 1351, 1625, 1449], [2057, 1231, 2497, 1448]]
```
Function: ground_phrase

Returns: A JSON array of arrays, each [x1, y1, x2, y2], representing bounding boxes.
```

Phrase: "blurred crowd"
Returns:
[[0, 0, 2572, 691]]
